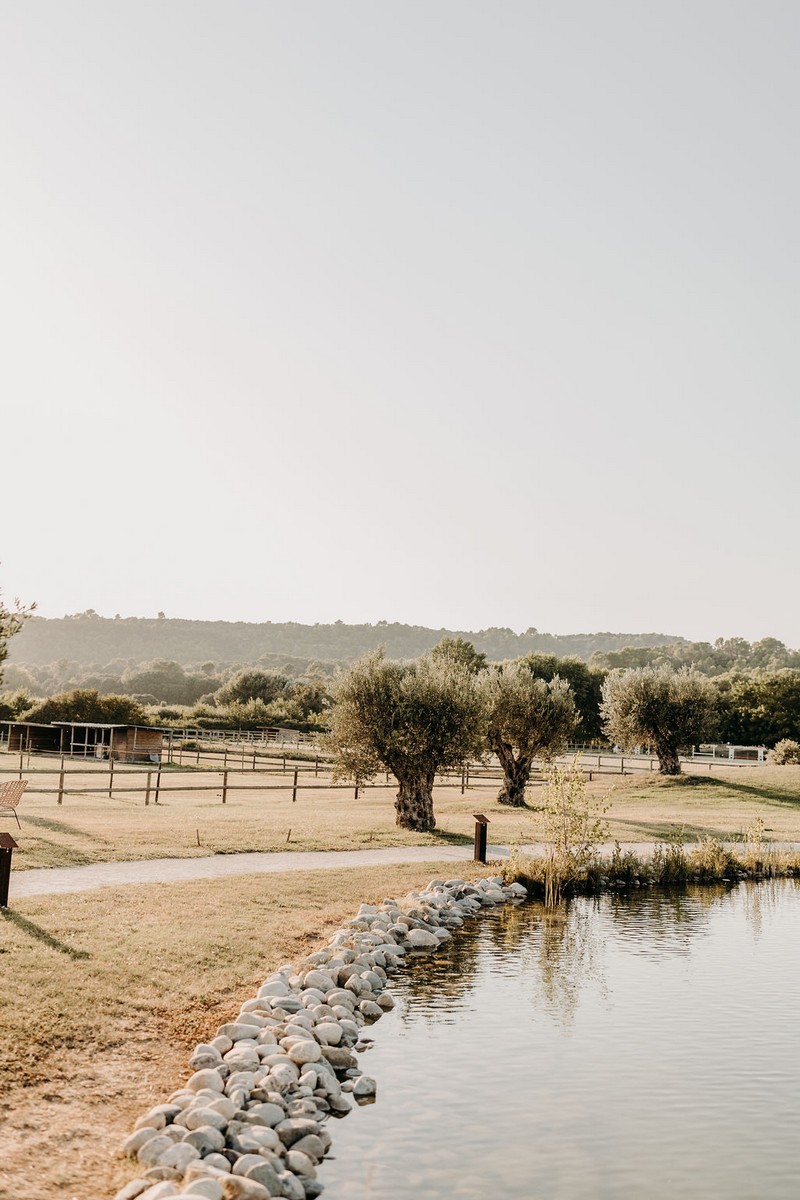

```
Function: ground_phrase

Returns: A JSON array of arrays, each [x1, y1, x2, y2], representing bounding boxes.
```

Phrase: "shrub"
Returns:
[[771, 738, 800, 764]]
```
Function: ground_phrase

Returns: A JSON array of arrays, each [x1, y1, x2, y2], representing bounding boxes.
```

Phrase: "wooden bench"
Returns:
[[0, 780, 26, 829]]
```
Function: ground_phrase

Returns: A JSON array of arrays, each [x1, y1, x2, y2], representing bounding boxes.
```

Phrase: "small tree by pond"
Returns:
[[601, 664, 717, 775], [540, 759, 608, 906], [326, 650, 486, 832], [485, 663, 577, 806]]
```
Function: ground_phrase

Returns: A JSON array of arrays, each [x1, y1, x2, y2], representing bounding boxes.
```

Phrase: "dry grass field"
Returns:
[[0, 861, 487, 1200], [3, 761, 800, 1200], [4, 757, 800, 872]]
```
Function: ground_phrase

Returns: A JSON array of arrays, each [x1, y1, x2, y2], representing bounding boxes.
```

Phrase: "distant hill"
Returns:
[[8, 613, 684, 669]]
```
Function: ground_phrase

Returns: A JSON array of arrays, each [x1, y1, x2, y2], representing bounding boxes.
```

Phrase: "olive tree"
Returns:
[[326, 650, 486, 832], [601, 665, 717, 775], [484, 664, 577, 806]]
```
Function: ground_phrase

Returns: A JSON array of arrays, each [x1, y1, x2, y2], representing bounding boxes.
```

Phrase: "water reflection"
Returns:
[[321, 880, 800, 1200]]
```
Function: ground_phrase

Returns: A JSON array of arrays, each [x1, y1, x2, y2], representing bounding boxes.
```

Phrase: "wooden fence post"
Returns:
[[155, 765, 162, 804], [253, 750, 257, 771], [108, 758, 114, 799], [315, 757, 319, 777], [58, 764, 65, 806], [292, 768, 298, 803], [18, 751, 23, 781], [461, 766, 466, 795], [354, 783, 359, 799], [222, 769, 228, 805], [145, 771, 152, 807], [223, 748, 228, 771]]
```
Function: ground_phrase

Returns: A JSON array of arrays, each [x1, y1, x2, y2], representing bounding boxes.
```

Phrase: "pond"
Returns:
[[318, 880, 800, 1199]]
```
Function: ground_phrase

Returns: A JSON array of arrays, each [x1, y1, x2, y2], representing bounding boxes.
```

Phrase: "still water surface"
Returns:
[[319, 881, 800, 1199]]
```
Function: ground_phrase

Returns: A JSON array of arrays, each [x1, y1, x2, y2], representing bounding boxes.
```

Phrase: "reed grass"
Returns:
[[503, 840, 800, 899]]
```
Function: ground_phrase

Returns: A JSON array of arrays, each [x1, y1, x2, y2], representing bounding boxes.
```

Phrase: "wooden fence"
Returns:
[[0, 743, 752, 807]]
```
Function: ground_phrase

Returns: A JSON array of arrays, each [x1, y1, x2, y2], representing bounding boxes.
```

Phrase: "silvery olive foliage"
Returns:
[[484, 663, 577, 806], [601, 665, 717, 775], [326, 650, 486, 831]]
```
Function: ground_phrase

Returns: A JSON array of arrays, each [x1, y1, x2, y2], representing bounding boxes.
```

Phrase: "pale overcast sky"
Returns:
[[1, 1, 798, 645]]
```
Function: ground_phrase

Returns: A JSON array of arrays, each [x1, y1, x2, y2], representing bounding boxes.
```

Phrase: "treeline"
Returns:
[[2, 641, 799, 748], [7, 612, 682, 668]]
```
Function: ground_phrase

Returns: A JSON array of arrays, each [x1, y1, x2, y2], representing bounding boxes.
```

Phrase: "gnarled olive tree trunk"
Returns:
[[394, 771, 436, 831], [492, 737, 533, 807], [655, 743, 682, 775]]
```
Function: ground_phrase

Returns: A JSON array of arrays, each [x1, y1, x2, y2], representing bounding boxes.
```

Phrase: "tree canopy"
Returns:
[[518, 653, 605, 741], [215, 669, 290, 707], [430, 636, 488, 675], [23, 689, 149, 726]]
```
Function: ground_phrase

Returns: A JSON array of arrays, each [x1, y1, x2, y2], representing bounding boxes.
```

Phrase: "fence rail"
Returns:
[[0, 742, 761, 808]]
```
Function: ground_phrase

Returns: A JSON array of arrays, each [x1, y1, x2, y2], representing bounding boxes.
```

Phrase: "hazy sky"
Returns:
[[2, 1, 798, 645]]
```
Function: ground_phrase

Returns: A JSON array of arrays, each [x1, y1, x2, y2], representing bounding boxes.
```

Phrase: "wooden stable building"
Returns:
[[3, 721, 163, 762]]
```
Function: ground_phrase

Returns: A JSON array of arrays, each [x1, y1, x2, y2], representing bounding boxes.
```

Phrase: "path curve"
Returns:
[[8, 844, 510, 899]]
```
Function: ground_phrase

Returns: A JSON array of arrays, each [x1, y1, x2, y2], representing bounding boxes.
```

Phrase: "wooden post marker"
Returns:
[[145, 771, 152, 807], [222, 769, 229, 805], [473, 813, 490, 864], [0, 833, 18, 908], [58, 765, 65, 806], [108, 758, 114, 799], [292, 768, 298, 803]]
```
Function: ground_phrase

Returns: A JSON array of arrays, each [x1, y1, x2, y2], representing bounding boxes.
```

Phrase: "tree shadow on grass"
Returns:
[[701, 776, 800, 807], [612, 818, 748, 842], [430, 829, 473, 845], [21, 814, 109, 842], [1, 909, 90, 959]]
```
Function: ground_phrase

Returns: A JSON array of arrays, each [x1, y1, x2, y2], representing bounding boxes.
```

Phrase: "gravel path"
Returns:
[[8, 844, 510, 899], [10, 839, 800, 901]]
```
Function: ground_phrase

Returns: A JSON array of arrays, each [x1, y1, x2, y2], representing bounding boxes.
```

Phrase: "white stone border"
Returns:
[[115, 875, 527, 1200]]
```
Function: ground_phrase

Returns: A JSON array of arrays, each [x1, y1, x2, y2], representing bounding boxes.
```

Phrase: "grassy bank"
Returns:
[[0, 860, 486, 1200], [6, 763, 800, 871]]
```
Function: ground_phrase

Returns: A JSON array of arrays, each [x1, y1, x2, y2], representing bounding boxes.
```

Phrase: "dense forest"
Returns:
[[7, 613, 682, 670]]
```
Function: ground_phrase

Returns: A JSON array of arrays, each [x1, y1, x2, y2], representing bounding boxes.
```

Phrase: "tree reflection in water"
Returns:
[[394, 884, 775, 1031]]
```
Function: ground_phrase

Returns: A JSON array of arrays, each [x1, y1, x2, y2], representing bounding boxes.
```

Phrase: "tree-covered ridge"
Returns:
[[590, 637, 800, 675], [8, 613, 683, 668]]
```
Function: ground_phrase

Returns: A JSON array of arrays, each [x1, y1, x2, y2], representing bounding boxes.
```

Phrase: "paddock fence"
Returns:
[[0, 741, 763, 808]]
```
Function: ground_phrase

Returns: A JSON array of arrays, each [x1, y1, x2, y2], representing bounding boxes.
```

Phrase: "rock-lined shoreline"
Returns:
[[115, 875, 527, 1200]]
